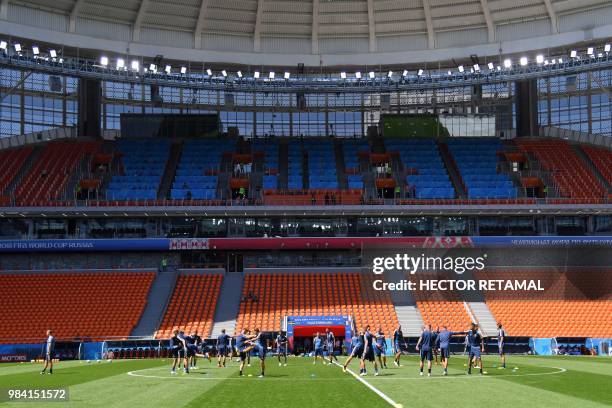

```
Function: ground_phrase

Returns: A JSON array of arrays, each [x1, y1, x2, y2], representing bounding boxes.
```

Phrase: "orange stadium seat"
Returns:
[[235, 273, 398, 335], [155, 274, 223, 339], [476, 269, 612, 337], [0, 272, 155, 343]]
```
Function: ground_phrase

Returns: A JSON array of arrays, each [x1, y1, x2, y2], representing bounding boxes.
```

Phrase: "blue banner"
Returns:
[[0, 239, 170, 253]]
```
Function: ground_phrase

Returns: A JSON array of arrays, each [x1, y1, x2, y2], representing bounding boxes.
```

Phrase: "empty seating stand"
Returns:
[[155, 274, 223, 339], [342, 139, 369, 189], [107, 139, 171, 200], [582, 145, 612, 186], [0, 146, 33, 205], [236, 273, 398, 335], [253, 139, 280, 190], [516, 139, 605, 199], [287, 140, 303, 189], [171, 139, 235, 200], [386, 139, 455, 199], [446, 138, 517, 199], [14, 141, 100, 205], [0, 272, 155, 343], [304, 139, 338, 189]]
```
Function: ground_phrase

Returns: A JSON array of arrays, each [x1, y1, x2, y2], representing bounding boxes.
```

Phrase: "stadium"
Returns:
[[0, 0, 611, 406]]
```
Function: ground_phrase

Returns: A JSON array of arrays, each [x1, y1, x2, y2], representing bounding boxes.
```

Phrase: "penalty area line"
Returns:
[[332, 361, 402, 408]]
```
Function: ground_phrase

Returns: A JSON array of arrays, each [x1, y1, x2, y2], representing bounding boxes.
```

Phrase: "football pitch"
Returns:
[[0, 355, 610, 408]]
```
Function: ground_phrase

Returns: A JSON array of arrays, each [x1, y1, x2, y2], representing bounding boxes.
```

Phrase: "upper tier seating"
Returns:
[[385, 139, 455, 199], [287, 140, 303, 189], [305, 139, 339, 189], [253, 139, 280, 189], [0, 272, 155, 343], [516, 139, 606, 199], [0, 146, 33, 205], [14, 141, 100, 205], [342, 139, 369, 189], [446, 138, 517, 199], [155, 273, 223, 339], [236, 273, 398, 335], [582, 145, 612, 186], [171, 139, 235, 200], [107, 139, 171, 200]]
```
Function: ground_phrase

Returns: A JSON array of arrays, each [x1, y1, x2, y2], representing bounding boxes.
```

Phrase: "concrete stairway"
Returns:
[[157, 140, 183, 199], [394, 305, 424, 336], [333, 139, 348, 189], [210, 273, 244, 337], [467, 302, 498, 336], [573, 144, 611, 193], [437, 140, 467, 198], [131, 268, 179, 337]]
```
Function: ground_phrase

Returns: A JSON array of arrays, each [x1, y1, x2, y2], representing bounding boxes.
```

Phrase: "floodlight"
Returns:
[[402, 70, 408, 77], [237, 71, 243, 78], [206, 68, 212, 76], [519, 57, 528, 66], [368, 71, 375, 79], [503, 59, 512, 68], [387, 70, 393, 78], [32, 46, 39, 55], [222, 70, 228, 77], [284, 72, 290, 79], [164, 65, 171, 74], [536, 55, 544, 64], [0, 41, 6, 50], [458, 65, 464, 73], [417, 69, 424, 76], [131, 60, 139, 71], [14, 43, 21, 52], [473, 64, 480, 71], [49, 49, 57, 58], [181, 66, 187, 74], [605, 44, 611, 53], [269, 71, 275, 79], [587, 47, 594, 55], [340, 72, 347, 79], [487, 62, 494, 70], [254, 71, 260, 79], [355, 71, 361, 79], [570, 50, 577, 58]]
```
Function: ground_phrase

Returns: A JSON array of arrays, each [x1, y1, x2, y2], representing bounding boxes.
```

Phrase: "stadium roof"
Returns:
[[2, 0, 612, 66]]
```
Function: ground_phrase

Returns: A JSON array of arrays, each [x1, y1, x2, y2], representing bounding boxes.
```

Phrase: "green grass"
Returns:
[[0, 355, 610, 407]]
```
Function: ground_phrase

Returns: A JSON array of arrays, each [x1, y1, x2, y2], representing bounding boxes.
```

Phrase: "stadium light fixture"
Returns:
[[487, 62, 494, 70], [570, 50, 577, 58], [598, 53, 603, 58], [558, 58, 563, 63], [340, 71, 347, 79], [355, 71, 362, 79], [587, 47, 594, 55], [544, 59, 549, 66], [503, 59, 512, 68], [387, 70, 393, 78], [164, 65, 171, 74], [206, 68, 212, 76], [519, 57, 528, 66], [222, 70, 228, 77], [496, 65, 501, 71], [117, 58, 125, 69], [149, 63, 156, 72], [14, 43, 21, 52], [402, 69, 408, 77], [131, 60, 139, 71], [0, 41, 6, 50], [458, 65, 464, 73], [473, 64, 480, 72], [100, 56, 109, 66], [49, 49, 57, 58], [447, 70, 452, 75], [284, 72, 290, 79], [605, 44, 611, 53], [368, 71, 375, 79], [254, 71, 260, 79], [417, 69, 424, 76], [269, 71, 275, 79], [32, 46, 39, 55], [237, 70, 243, 78], [536, 55, 544, 64], [181, 66, 187, 74]]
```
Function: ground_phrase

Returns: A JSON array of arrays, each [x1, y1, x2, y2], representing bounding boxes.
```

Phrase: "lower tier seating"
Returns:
[[236, 273, 398, 335], [0, 272, 155, 343], [155, 274, 223, 339]]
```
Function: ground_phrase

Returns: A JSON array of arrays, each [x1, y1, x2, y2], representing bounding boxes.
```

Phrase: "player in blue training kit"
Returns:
[[234, 329, 252, 376], [243, 328, 266, 377], [185, 333, 199, 369], [416, 324, 434, 376], [40, 329, 55, 375], [169, 329, 182, 374], [432, 327, 440, 365], [496, 322, 506, 369], [217, 329, 230, 367], [343, 330, 364, 372], [313, 332, 325, 364], [189, 331, 203, 368], [360, 326, 379, 376], [392, 325, 407, 366], [374, 327, 388, 369], [176, 330, 190, 374], [325, 328, 338, 363], [436, 325, 467, 375], [276, 331, 288, 366], [467, 323, 485, 375]]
